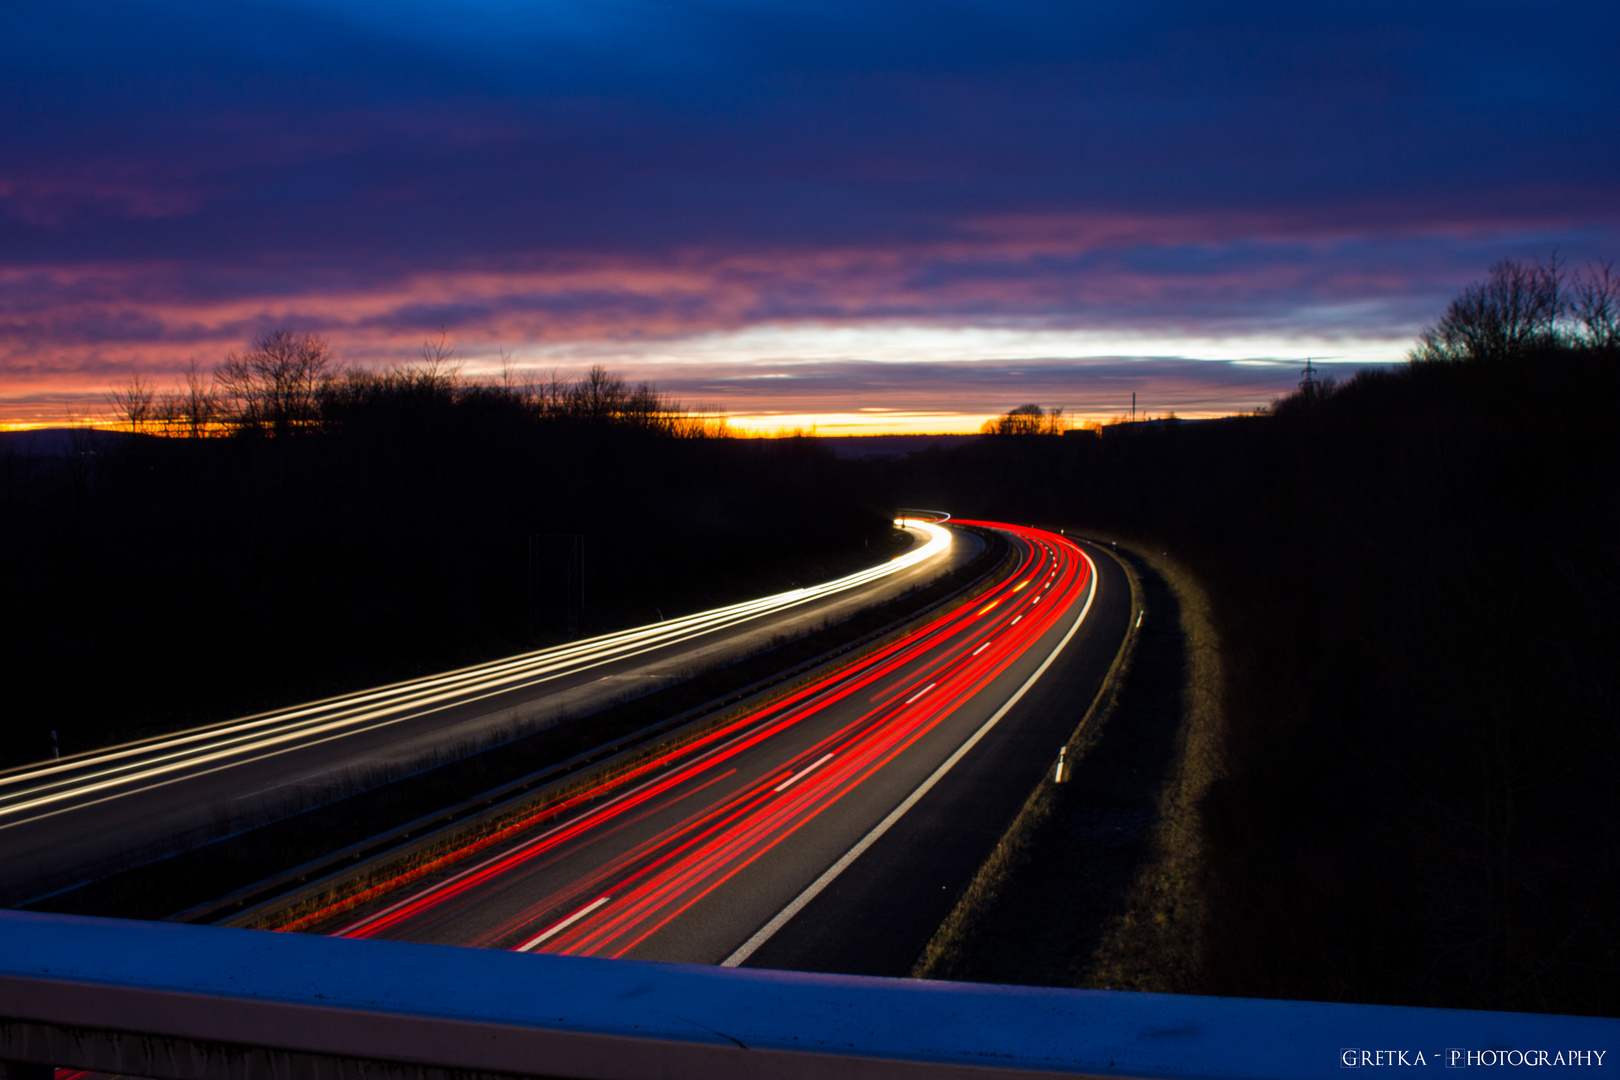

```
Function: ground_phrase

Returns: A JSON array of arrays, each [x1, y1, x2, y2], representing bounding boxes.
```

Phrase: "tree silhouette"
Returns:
[[1572, 260, 1620, 349], [216, 329, 333, 437], [1410, 258, 1562, 363], [981, 403, 1067, 435], [106, 373, 156, 433], [156, 360, 221, 438], [1409, 254, 1620, 363]]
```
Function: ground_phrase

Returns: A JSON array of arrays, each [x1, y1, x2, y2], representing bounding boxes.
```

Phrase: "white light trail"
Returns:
[[0, 522, 953, 826]]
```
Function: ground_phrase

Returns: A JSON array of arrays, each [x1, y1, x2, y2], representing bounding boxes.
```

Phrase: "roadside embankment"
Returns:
[[899, 347, 1619, 1014], [912, 540, 1221, 991]]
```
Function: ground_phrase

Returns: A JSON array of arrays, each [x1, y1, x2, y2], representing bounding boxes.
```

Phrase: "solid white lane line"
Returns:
[[773, 753, 836, 793], [902, 683, 936, 706], [722, 543, 1099, 968], [516, 895, 611, 952]]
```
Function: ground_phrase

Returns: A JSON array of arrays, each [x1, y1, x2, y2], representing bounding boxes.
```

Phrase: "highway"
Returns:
[[0, 520, 975, 902], [297, 523, 1130, 975]]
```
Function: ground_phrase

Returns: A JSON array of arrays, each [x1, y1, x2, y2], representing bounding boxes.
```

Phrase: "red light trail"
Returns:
[[309, 522, 1093, 961]]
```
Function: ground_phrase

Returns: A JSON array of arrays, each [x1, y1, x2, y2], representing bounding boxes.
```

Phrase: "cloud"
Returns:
[[0, 222, 1580, 386], [2, 1, 1617, 420], [0, 351, 1354, 430], [595, 354, 1367, 425]]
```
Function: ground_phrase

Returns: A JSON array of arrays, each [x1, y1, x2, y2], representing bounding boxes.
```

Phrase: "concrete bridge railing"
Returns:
[[0, 911, 1614, 1080]]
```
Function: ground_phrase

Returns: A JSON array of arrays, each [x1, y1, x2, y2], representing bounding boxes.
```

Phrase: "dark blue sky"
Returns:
[[4, 0, 1617, 426]]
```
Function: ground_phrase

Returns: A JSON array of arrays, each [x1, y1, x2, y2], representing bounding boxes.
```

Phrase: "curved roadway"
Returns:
[[295, 524, 1130, 976], [0, 521, 977, 900]]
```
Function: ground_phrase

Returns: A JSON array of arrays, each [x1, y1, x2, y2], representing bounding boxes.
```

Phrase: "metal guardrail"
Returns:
[[0, 912, 1614, 1080]]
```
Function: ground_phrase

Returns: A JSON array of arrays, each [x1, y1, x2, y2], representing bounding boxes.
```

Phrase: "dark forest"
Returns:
[[0, 362, 896, 766], [906, 338, 1617, 1015]]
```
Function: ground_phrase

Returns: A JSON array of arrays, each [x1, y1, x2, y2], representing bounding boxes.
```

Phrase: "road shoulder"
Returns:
[[910, 539, 1223, 993]]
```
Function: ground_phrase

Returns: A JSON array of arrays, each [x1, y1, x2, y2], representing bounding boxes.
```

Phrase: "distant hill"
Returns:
[[2, 428, 982, 460], [0, 427, 132, 456]]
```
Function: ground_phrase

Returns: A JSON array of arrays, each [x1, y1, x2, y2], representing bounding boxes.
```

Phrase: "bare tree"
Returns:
[[981, 403, 1063, 435], [408, 331, 462, 391], [1410, 258, 1564, 363], [565, 365, 630, 423], [521, 368, 568, 416], [215, 329, 333, 436], [1572, 260, 1620, 350], [183, 359, 221, 436], [155, 359, 222, 438], [155, 388, 184, 436], [106, 373, 156, 433]]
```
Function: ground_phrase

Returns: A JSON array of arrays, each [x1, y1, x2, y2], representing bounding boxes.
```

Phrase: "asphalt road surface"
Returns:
[[0, 521, 976, 900], [309, 523, 1129, 977]]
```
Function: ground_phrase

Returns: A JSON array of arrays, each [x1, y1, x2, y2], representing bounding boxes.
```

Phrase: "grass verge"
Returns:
[[1085, 544, 1221, 992], [910, 537, 1222, 991]]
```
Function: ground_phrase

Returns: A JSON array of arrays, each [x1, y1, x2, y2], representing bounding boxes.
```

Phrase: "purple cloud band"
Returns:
[[3, 1, 1617, 420]]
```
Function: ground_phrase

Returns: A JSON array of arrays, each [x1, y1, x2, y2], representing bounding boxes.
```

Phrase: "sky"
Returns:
[[3, 1, 1617, 432]]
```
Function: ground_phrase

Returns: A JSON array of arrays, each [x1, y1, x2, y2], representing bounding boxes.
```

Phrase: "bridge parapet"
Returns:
[[0, 911, 1613, 1080]]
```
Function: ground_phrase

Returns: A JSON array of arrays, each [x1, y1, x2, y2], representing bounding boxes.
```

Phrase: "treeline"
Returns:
[[0, 345, 893, 767], [1408, 255, 1619, 362], [105, 330, 728, 440], [895, 262, 1618, 1014], [979, 403, 1073, 435]]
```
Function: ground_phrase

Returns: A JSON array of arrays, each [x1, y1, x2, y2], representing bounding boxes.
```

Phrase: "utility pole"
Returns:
[[1131, 392, 1136, 422], [1299, 357, 1320, 399]]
